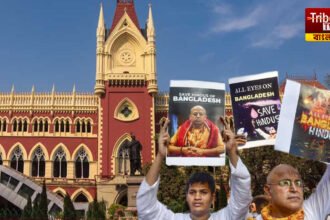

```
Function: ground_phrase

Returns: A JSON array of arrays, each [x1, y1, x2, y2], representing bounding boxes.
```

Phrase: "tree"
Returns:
[[87, 199, 106, 220], [240, 145, 326, 197], [107, 203, 125, 220], [21, 195, 32, 219], [63, 192, 76, 220], [31, 196, 40, 219], [39, 180, 48, 220], [216, 178, 228, 210], [157, 161, 186, 212], [30, 181, 48, 220]]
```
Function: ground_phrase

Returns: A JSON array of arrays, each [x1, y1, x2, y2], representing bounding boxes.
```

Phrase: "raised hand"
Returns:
[[220, 116, 247, 146], [146, 118, 170, 185], [158, 118, 170, 158], [219, 116, 239, 167]]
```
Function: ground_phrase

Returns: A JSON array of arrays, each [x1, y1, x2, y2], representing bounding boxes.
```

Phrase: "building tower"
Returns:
[[94, 0, 158, 202]]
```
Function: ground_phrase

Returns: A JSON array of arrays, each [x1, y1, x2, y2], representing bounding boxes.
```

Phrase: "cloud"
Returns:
[[275, 24, 302, 39], [211, 5, 265, 33], [199, 52, 215, 63], [207, 0, 312, 48], [212, 3, 231, 15], [251, 23, 303, 48]]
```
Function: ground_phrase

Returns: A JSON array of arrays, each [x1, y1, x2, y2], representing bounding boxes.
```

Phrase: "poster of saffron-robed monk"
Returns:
[[229, 71, 281, 149], [276, 80, 330, 163], [166, 80, 226, 166]]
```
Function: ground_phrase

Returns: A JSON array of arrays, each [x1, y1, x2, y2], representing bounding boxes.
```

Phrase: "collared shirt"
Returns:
[[137, 158, 252, 220]]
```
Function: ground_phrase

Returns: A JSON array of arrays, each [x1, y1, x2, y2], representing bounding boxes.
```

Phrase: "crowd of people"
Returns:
[[136, 116, 330, 220]]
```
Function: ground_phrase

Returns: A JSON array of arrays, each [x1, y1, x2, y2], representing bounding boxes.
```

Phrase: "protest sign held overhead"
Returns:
[[167, 80, 226, 166], [276, 80, 330, 163], [229, 71, 281, 148]]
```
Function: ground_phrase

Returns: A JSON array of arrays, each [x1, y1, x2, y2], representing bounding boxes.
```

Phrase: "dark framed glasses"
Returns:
[[268, 179, 303, 188]]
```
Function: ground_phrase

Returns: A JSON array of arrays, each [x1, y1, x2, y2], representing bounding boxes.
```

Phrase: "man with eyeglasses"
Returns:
[[256, 163, 330, 220], [168, 105, 224, 157]]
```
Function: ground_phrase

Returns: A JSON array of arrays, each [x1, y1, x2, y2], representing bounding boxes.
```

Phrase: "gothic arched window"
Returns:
[[55, 120, 60, 132], [18, 120, 22, 131], [76, 121, 81, 133], [75, 148, 89, 178], [65, 120, 70, 132], [44, 120, 49, 132], [53, 148, 67, 178], [38, 120, 43, 132], [31, 147, 45, 177], [13, 119, 17, 131], [3, 120, 6, 131], [34, 120, 38, 132], [23, 120, 28, 132], [60, 121, 65, 132], [117, 140, 130, 175], [10, 147, 24, 173], [74, 193, 89, 203], [87, 121, 91, 133]]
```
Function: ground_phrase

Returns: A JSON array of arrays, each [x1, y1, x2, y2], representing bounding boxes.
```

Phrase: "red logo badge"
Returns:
[[305, 8, 330, 42]]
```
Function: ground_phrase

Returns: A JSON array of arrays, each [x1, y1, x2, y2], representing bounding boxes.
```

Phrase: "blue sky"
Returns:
[[0, 0, 329, 93]]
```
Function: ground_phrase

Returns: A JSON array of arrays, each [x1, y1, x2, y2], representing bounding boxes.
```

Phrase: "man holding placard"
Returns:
[[256, 163, 330, 220], [137, 118, 251, 220]]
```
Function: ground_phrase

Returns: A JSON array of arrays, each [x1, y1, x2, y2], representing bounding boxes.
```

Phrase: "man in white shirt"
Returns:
[[256, 163, 330, 220], [137, 118, 252, 220]]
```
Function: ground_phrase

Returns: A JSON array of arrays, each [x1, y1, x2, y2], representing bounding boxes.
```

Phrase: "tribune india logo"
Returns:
[[305, 8, 330, 42]]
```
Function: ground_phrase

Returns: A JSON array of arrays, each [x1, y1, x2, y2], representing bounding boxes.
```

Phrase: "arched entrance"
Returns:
[[115, 188, 128, 206], [116, 140, 130, 175]]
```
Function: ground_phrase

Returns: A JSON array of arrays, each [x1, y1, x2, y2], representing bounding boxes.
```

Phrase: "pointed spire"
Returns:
[[31, 85, 35, 93], [98, 3, 105, 29], [11, 84, 15, 93], [148, 4, 154, 30], [110, 0, 140, 33], [147, 3, 155, 41], [97, 3, 105, 36], [52, 84, 55, 93], [72, 84, 76, 93]]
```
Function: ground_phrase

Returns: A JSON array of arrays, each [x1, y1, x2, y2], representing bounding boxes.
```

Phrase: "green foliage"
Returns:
[[86, 199, 106, 220], [63, 193, 77, 220], [240, 145, 326, 196], [157, 161, 186, 212], [0, 208, 20, 218], [216, 178, 228, 210], [39, 180, 48, 220], [21, 195, 32, 219], [31, 196, 41, 219], [54, 211, 64, 220], [107, 203, 126, 219], [29, 181, 49, 220]]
